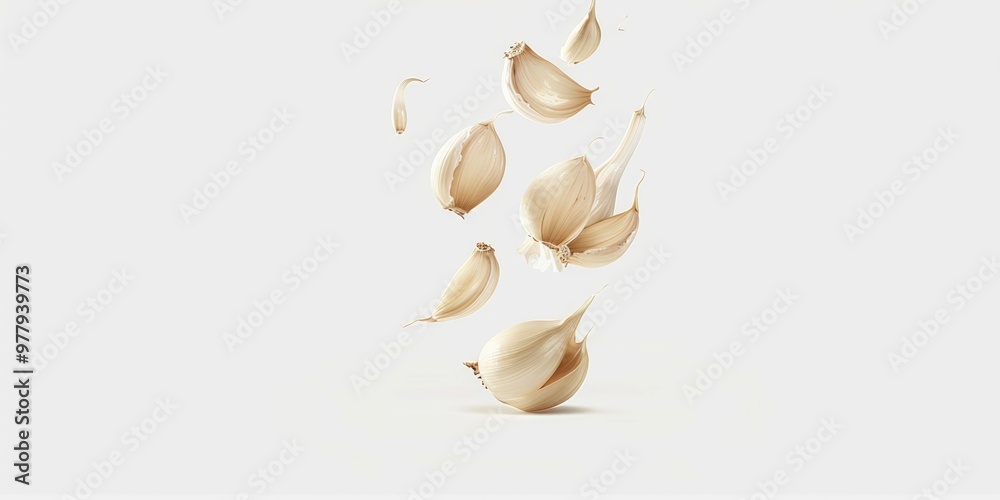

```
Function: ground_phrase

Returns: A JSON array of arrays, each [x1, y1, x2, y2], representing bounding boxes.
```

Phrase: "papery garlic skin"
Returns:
[[588, 91, 652, 225], [404, 243, 499, 326], [430, 111, 511, 218], [569, 174, 643, 268], [473, 293, 596, 410], [502, 41, 598, 124], [392, 77, 428, 134], [518, 152, 597, 271], [561, 0, 601, 65]]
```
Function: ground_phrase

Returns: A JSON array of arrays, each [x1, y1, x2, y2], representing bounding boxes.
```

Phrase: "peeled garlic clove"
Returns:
[[404, 242, 499, 326], [502, 41, 598, 124], [518, 149, 597, 271], [588, 90, 652, 225], [471, 292, 597, 408], [391, 77, 429, 134], [569, 173, 643, 268], [430, 110, 511, 218], [561, 0, 601, 65]]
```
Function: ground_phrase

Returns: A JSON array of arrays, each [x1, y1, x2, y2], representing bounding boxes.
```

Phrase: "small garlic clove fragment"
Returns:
[[391, 77, 429, 134], [561, 0, 602, 65], [473, 291, 598, 406], [518, 147, 597, 271], [502, 41, 598, 124], [588, 90, 652, 225], [569, 173, 643, 268], [404, 242, 499, 326], [430, 110, 511, 218]]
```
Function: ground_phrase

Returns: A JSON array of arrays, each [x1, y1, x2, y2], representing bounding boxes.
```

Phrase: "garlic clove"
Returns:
[[391, 77, 429, 134], [569, 173, 643, 268], [474, 292, 596, 403], [502, 41, 598, 124], [561, 0, 602, 65], [588, 90, 652, 225], [500, 344, 588, 412], [430, 110, 511, 218], [404, 242, 499, 326]]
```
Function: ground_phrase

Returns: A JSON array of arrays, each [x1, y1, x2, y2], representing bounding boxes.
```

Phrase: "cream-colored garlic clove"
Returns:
[[502, 41, 598, 124], [588, 90, 652, 225], [569, 173, 643, 268], [518, 148, 597, 271], [468, 291, 598, 409], [404, 242, 499, 326], [392, 77, 429, 134], [430, 110, 511, 218], [561, 0, 601, 65]]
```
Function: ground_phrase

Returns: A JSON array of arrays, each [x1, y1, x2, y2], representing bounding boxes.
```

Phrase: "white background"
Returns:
[[1, 0, 999, 498]]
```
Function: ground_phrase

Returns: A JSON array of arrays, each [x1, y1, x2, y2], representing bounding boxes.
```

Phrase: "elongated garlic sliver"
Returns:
[[430, 110, 511, 218], [392, 77, 429, 134], [561, 0, 601, 65], [569, 173, 643, 268], [469, 291, 598, 410], [403, 242, 499, 326], [502, 41, 598, 124], [518, 147, 597, 271], [588, 90, 652, 225]]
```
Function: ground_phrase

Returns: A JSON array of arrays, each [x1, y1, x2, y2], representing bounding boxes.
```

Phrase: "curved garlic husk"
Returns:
[[404, 243, 499, 326], [518, 150, 597, 271], [569, 173, 643, 268], [561, 0, 601, 65], [467, 292, 597, 411], [391, 77, 429, 134], [588, 90, 652, 225], [430, 110, 511, 218], [502, 41, 598, 124]]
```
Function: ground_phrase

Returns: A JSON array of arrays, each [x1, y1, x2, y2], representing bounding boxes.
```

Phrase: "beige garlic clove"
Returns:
[[392, 77, 429, 134], [502, 41, 598, 124], [569, 173, 643, 268], [518, 146, 597, 271], [430, 110, 512, 218], [404, 242, 499, 326], [466, 291, 598, 411], [561, 0, 602, 65], [588, 90, 652, 225]]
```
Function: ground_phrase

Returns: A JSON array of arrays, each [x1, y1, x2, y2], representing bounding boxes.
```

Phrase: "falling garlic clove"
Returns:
[[518, 143, 598, 271], [404, 242, 499, 326], [430, 110, 512, 218], [569, 173, 643, 268], [392, 77, 429, 134], [561, 0, 602, 65], [502, 41, 598, 124], [588, 90, 652, 225], [466, 291, 599, 411]]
